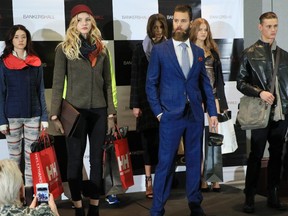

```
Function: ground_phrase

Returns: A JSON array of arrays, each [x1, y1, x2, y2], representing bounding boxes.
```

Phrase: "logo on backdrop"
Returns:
[[12, 0, 65, 41], [112, 0, 158, 40]]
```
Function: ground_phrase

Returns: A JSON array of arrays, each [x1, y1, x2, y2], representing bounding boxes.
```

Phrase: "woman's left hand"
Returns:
[[41, 122, 49, 131]]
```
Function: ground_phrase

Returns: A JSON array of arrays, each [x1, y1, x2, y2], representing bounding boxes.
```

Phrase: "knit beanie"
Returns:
[[70, 4, 93, 18]]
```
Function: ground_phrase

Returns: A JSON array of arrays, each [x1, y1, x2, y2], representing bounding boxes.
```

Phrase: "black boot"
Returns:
[[74, 207, 85, 216], [189, 202, 206, 216], [243, 191, 255, 213], [87, 204, 99, 216], [267, 186, 287, 211]]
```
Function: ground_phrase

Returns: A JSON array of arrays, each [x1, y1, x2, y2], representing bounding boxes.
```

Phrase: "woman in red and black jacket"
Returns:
[[0, 24, 48, 187]]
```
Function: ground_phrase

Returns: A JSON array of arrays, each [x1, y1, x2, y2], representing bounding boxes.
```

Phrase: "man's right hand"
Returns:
[[260, 91, 275, 105]]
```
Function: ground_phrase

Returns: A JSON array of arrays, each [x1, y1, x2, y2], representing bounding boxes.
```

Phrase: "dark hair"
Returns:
[[259, 12, 278, 24], [1, 24, 38, 59], [147, 13, 168, 39], [174, 5, 192, 21]]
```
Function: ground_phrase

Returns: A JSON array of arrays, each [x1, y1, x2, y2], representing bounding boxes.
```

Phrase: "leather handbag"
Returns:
[[60, 99, 80, 137], [208, 132, 224, 146], [237, 96, 271, 130], [208, 128, 224, 146], [236, 47, 280, 130]]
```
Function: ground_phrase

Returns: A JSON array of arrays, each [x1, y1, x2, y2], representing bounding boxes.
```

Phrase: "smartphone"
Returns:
[[36, 183, 49, 204]]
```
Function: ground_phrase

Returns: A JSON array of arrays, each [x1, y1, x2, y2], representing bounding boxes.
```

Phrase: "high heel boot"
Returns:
[[145, 176, 153, 199], [87, 204, 99, 216], [267, 186, 287, 211], [74, 207, 85, 216]]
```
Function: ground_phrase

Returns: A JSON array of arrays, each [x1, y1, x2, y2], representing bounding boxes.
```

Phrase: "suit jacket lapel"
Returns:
[[166, 40, 185, 77], [187, 42, 201, 79]]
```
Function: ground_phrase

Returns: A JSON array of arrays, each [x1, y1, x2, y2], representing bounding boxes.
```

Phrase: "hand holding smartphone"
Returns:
[[36, 183, 49, 204]]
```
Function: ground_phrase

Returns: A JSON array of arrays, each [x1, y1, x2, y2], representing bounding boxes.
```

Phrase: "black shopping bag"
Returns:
[[102, 134, 127, 195], [203, 128, 224, 182]]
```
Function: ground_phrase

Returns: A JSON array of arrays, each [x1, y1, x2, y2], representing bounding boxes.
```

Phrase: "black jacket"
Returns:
[[129, 43, 159, 131], [237, 40, 288, 114], [211, 49, 229, 112]]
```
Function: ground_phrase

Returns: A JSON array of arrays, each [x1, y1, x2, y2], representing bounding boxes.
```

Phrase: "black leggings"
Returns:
[[66, 108, 106, 201], [141, 128, 159, 166]]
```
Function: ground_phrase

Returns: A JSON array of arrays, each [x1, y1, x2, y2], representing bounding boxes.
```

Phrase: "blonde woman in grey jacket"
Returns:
[[50, 4, 116, 216]]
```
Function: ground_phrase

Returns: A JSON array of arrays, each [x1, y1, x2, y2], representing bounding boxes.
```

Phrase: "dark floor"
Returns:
[[56, 184, 288, 216]]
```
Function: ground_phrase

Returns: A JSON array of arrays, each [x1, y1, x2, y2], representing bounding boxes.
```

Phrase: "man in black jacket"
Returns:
[[237, 11, 288, 213]]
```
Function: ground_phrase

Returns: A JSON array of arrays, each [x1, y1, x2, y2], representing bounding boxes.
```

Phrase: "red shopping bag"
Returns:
[[113, 126, 134, 189], [30, 131, 63, 199]]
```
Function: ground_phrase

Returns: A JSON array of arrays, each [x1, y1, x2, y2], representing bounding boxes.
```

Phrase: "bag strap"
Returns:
[[114, 124, 123, 139], [270, 46, 280, 94], [39, 130, 51, 149]]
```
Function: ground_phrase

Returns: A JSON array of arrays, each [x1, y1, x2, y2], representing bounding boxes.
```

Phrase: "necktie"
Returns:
[[180, 43, 190, 78]]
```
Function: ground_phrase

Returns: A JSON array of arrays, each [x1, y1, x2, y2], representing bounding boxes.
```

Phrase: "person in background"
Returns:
[[146, 5, 217, 216], [0, 159, 59, 216], [190, 18, 228, 193], [237, 11, 288, 213], [0, 24, 48, 187], [50, 4, 116, 216], [130, 13, 168, 199], [105, 48, 120, 205]]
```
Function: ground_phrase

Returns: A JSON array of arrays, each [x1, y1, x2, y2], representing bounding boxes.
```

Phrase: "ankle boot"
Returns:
[[267, 186, 287, 211], [74, 207, 85, 216], [243, 194, 255, 213], [87, 204, 99, 216]]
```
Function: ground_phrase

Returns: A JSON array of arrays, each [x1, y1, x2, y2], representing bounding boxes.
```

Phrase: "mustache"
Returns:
[[173, 28, 187, 34]]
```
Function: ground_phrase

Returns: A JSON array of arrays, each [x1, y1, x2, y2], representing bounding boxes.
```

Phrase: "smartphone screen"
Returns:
[[36, 183, 49, 204]]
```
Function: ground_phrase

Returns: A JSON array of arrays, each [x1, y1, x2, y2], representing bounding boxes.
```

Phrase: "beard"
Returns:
[[172, 27, 190, 41]]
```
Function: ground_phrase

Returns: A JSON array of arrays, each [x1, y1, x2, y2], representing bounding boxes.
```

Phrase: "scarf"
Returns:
[[80, 36, 103, 67], [3, 54, 41, 70], [142, 35, 167, 62]]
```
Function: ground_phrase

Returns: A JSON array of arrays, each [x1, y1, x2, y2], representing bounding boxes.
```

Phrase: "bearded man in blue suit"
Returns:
[[146, 5, 218, 216]]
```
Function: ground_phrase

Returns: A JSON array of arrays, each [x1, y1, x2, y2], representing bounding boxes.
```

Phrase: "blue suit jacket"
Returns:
[[146, 39, 217, 122]]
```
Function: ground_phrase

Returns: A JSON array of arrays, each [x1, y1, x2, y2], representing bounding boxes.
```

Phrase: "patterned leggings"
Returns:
[[5, 117, 40, 186]]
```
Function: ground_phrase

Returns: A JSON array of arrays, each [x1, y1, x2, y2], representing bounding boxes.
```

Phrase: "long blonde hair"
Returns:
[[190, 18, 219, 55], [60, 14, 103, 60]]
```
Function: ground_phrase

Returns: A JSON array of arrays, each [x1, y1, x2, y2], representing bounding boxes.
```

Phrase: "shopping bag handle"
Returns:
[[39, 130, 51, 149], [114, 124, 123, 139]]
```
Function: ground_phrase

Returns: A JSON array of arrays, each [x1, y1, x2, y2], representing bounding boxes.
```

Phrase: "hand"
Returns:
[[107, 116, 115, 135], [29, 196, 37, 208], [260, 91, 275, 105], [53, 119, 64, 134], [48, 193, 60, 216], [132, 108, 142, 118], [210, 116, 218, 128], [0, 125, 9, 135], [41, 121, 49, 131], [29, 193, 59, 216]]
